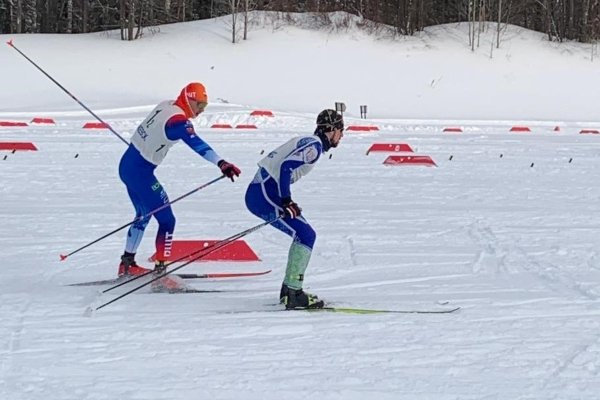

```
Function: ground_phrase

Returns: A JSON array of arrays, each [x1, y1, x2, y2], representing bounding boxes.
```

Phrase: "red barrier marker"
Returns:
[[235, 124, 258, 129], [83, 122, 109, 129], [510, 126, 531, 132], [0, 121, 28, 127], [443, 127, 463, 133], [250, 110, 274, 117], [383, 155, 437, 167], [366, 143, 414, 155], [0, 142, 38, 151], [31, 117, 55, 125], [347, 125, 379, 132]]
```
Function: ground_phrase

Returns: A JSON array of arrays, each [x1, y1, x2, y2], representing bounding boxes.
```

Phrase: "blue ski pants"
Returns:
[[119, 145, 175, 261], [244, 169, 316, 249]]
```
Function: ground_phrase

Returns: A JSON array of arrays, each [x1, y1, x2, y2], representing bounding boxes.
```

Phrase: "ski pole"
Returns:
[[102, 216, 280, 293], [101, 226, 250, 292], [59, 175, 226, 261], [96, 217, 280, 310], [6, 39, 129, 146]]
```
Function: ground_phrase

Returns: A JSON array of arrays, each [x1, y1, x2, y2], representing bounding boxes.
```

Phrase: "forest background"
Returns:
[[2, 0, 600, 45]]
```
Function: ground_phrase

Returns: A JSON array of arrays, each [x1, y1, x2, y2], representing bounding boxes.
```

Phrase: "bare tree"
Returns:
[[66, 0, 73, 33], [231, 0, 240, 43], [582, 0, 591, 42], [15, 0, 22, 33], [497, 0, 502, 47], [82, 0, 89, 32], [135, 0, 146, 39], [128, 0, 135, 39], [477, 0, 485, 48], [469, 0, 477, 50], [120, 0, 125, 38], [568, 0, 574, 36], [242, 0, 256, 40]]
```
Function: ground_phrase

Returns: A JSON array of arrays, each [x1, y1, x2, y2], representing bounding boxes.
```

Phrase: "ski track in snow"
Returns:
[[468, 219, 599, 300], [2, 106, 600, 399], [543, 332, 600, 389]]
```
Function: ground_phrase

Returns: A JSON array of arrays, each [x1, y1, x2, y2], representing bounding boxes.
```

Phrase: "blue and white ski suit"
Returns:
[[119, 101, 222, 261], [245, 135, 327, 289]]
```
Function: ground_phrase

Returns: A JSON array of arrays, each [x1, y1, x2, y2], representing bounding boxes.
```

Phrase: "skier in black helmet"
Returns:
[[245, 109, 344, 309]]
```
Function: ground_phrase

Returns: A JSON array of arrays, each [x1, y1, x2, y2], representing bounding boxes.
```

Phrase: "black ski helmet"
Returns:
[[316, 109, 344, 133]]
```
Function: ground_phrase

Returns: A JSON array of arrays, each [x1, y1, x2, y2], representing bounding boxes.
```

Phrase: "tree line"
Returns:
[[2, 0, 600, 43]]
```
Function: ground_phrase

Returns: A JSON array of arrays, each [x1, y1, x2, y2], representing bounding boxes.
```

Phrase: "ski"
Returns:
[[225, 305, 460, 315], [176, 270, 271, 279], [67, 277, 125, 286], [309, 306, 460, 314], [152, 288, 223, 294], [67, 269, 272, 287]]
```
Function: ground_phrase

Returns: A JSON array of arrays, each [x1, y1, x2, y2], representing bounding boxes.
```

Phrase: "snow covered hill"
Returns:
[[1, 11, 600, 121]]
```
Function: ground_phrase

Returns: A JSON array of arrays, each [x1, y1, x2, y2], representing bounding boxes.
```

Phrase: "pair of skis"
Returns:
[[68, 270, 271, 294], [67, 269, 272, 287], [69, 269, 460, 314]]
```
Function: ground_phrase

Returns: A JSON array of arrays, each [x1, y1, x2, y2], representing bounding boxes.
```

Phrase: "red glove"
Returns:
[[218, 160, 241, 182], [281, 197, 302, 219]]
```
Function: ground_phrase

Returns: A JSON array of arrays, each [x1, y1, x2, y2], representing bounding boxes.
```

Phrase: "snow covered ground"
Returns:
[[2, 12, 600, 400]]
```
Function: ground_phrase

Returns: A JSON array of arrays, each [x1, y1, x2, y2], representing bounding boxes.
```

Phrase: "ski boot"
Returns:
[[151, 260, 187, 293], [153, 260, 167, 275], [280, 283, 324, 310], [118, 252, 151, 277]]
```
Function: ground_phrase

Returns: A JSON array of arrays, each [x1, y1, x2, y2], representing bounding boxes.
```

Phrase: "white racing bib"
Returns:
[[131, 101, 183, 165], [257, 136, 322, 184]]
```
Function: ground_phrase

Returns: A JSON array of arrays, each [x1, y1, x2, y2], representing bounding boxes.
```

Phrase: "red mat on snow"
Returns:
[[149, 239, 260, 262]]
